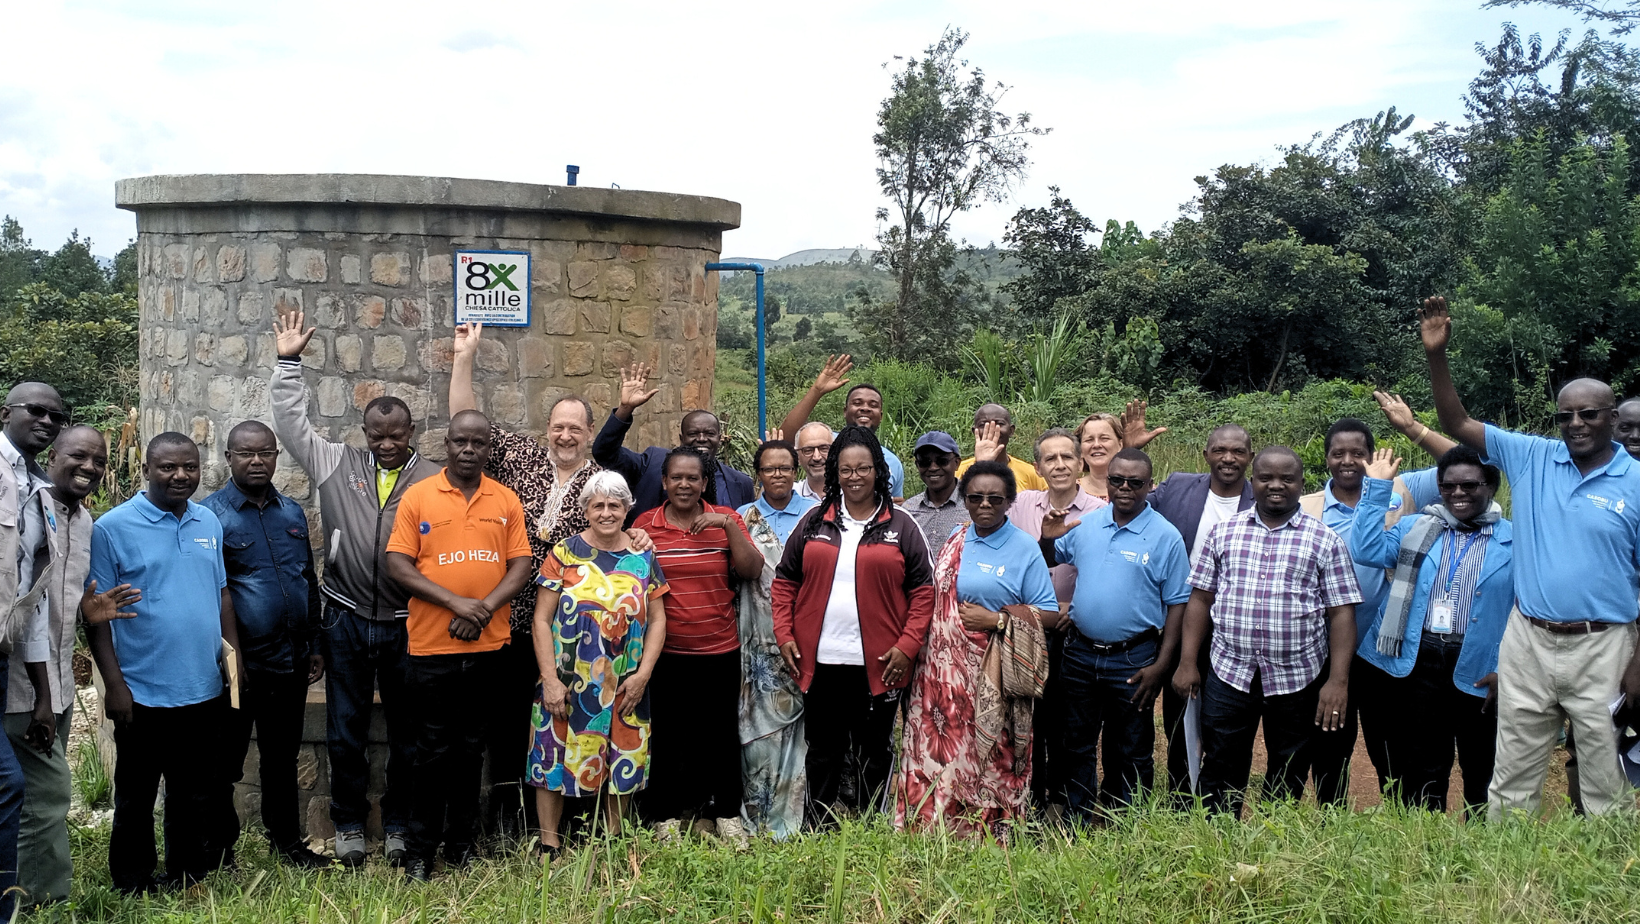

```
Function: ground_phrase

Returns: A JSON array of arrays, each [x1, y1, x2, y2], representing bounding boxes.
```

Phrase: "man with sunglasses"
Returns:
[[1038, 449, 1190, 818], [0, 384, 67, 916], [1422, 296, 1640, 819], [903, 431, 968, 548], [201, 422, 326, 868]]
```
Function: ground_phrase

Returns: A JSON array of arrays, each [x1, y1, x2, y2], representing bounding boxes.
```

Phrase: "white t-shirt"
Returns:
[[1190, 491, 1244, 565], [816, 505, 878, 665]]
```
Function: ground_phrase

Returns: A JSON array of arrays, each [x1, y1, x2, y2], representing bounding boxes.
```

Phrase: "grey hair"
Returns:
[[579, 470, 634, 511]]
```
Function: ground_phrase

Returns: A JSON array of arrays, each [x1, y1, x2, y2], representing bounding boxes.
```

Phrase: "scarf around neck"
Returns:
[[1376, 501, 1501, 657]]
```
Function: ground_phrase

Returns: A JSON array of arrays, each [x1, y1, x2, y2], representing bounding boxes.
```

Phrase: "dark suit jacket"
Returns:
[[592, 411, 755, 524], [1146, 472, 1255, 555]]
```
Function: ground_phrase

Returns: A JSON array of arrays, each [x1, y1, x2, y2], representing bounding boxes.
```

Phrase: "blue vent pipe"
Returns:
[[704, 262, 766, 436], [566, 165, 579, 186]]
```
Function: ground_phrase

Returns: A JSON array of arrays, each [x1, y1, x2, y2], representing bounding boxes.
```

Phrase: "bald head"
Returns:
[[449, 409, 491, 435], [226, 419, 276, 450], [1555, 377, 1620, 462], [974, 403, 1016, 447], [1558, 377, 1616, 408], [1253, 445, 1303, 474]]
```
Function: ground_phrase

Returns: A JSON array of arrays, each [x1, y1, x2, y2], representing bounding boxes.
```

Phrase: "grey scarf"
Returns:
[[1376, 501, 1502, 658]]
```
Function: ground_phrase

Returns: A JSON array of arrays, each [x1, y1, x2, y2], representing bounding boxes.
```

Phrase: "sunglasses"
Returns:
[[1554, 407, 1613, 426], [964, 493, 1008, 507], [1438, 481, 1486, 493], [6, 403, 68, 426], [1107, 476, 1150, 490]]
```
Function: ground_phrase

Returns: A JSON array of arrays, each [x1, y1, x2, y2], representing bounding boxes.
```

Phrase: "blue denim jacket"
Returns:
[[1348, 478, 1514, 696], [202, 480, 320, 672]]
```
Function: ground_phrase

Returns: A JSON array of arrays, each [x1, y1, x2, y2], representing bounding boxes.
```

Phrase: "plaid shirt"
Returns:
[[1189, 506, 1362, 695]]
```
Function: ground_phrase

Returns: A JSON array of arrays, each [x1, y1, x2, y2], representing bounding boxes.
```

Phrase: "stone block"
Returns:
[[541, 299, 575, 335], [641, 265, 665, 301], [476, 338, 510, 374], [160, 286, 175, 321], [655, 305, 680, 338], [490, 383, 524, 424], [181, 288, 200, 322], [562, 342, 594, 377], [193, 246, 211, 283], [218, 245, 247, 282], [356, 295, 386, 329], [316, 378, 347, 417], [580, 301, 611, 333], [336, 335, 362, 372], [419, 253, 452, 286], [371, 252, 410, 286], [353, 380, 386, 409], [288, 247, 328, 283], [208, 375, 236, 411], [372, 335, 407, 371], [220, 336, 249, 366], [194, 332, 217, 366], [530, 258, 562, 295], [567, 261, 599, 297], [651, 382, 678, 413], [388, 383, 430, 419], [165, 329, 189, 365], [619, 244, 649, 261], [295, 746, 321, 791], [191, 415, 212, 447], [274, 287, 303, 317], [340, 253, 361, 284], [603, 265, 636, 301], [305, 798, 334, 841], [664, 265, 690, 302], [576, 242, 618, 261], [669, 344, 688, 376], [203, 287, 227, 320], [313, 294, 346, 329], [584, 383, 612, 414], [163, 243, 190, 278], [251, 242, 282, 282], [418, 428, 447, 461], [683, 305, 702, 340], [341, 425, 367, 451], [419, 338, 454, 373], [517, 338, 552, 378], [236, 291, 265, 325], [600, 340, 634, 377], [653, 246, 683, 260], [272, 467, 310, 500], [683, 378, 708, 410], [620, 306, 653, 338], [388, 297, 422, 329], [301, 336, 326, 370]]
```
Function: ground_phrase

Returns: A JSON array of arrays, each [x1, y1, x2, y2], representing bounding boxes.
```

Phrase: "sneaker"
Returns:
[[385, 832, 408, 867], [655, 819, 683, 844], [334, 830, 367, 868], [277, 843, 332, 869], [715, 817, 750, 850], [403, 857, 432, 883]]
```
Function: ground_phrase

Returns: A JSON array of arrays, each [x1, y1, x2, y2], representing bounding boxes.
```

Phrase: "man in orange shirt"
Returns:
[[386, 410, 532, 882]]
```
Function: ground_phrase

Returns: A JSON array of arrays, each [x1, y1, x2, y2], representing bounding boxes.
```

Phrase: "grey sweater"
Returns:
[[270, 360, 438, 621]]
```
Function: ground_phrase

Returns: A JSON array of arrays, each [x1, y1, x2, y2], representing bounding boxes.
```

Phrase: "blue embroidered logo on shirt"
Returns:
[[419, 521, 431, 534]]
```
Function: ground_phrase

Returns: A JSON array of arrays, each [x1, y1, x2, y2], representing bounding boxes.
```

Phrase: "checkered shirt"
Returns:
[[1189, 506, 1362, 695]]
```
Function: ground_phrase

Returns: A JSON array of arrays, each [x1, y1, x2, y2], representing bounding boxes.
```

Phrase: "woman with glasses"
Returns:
[[773, 426, 934, 824], [735, 437, 818, 838], [1348, 445, 1513, 815], [895, 461, 1057, 839]]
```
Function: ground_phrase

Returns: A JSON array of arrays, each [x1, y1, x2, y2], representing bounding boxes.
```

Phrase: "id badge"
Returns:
[[1429, 602, 1455, 634]]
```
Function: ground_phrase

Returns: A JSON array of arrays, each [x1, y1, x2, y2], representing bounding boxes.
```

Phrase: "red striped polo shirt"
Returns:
[[633, 503, 750, 655]]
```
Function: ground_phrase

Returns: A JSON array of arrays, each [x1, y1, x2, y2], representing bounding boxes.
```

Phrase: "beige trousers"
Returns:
[[1488, 614, 1638, 819]]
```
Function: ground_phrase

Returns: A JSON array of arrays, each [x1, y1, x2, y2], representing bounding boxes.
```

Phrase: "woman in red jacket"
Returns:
[[774, 426, 935, 824]]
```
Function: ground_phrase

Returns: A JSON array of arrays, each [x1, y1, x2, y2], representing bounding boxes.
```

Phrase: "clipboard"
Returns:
[[221, 638, 241, 710]]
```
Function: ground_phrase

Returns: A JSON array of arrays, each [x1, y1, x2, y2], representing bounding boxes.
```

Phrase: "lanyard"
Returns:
[[1442, 530, 1483, 599]]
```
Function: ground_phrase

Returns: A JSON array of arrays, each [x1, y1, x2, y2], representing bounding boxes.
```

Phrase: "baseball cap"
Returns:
[[913, 431, 960, 455]]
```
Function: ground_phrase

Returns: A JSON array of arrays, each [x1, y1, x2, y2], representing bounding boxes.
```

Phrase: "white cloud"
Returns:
[[0, 0, 1587, 259]]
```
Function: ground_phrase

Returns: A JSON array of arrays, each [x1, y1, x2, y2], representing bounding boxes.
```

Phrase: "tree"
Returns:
[[1484, 0, 1640, 35], [863, 27, 1047, 363], [0, 217, 43, 302], [1003, 187, 1100, 322], [38, 230, 110, 299]]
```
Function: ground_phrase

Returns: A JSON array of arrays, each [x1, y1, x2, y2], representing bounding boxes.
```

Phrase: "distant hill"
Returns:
[[720, 248, 875, 269]]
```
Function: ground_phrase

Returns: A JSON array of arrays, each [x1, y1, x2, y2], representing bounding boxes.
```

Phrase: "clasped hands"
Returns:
[[446, 596, 493, 641]]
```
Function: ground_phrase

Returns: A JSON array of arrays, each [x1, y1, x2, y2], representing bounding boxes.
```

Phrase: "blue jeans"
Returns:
[[1060, 631, 1158, 821], [0, 655, 22, 918], [321, 606, 414, 834]]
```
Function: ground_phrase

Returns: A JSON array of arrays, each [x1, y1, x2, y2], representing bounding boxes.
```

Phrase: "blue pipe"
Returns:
[[704, 262, 767, 437]]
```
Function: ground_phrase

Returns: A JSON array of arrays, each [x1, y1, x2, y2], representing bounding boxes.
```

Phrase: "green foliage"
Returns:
[[0, 283, 138, 411], [71, 720, 113, 809]]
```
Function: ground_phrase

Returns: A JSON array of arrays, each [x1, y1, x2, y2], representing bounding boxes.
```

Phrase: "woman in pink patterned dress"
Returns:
[[894, 461, 1058, 839]]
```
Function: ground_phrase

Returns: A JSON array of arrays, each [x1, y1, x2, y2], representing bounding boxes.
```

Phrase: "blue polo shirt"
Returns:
[[1319, 468, 1439, 633], [1054, 503, 1191, 642], [203, 480, 320, 673], [884, 447, 906, 499], [87, 491, 228, 708], [738, 493, 818, 546], [1483, 425, 1640, 623], [956, 522, 1058, 614]]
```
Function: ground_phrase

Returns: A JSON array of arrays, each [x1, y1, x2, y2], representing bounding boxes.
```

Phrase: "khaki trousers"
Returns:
[[1488, 614, 1637, 819]]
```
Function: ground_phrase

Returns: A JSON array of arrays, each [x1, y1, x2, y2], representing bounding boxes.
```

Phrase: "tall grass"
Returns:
[[49, 802, 1640, 923]]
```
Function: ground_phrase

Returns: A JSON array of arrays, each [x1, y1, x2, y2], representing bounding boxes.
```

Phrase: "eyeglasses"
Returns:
[[6, 403, 68, 426], [1554, 407, 1614, 425], [1438, 481, 1485, 493], [758, 465, 796, 476], [1107, 476, 1150, 490], [227, 450, 280, 462], [798, 446, 829, 457], [964, 493, 1008, 507], [838, 466, 876, 479]]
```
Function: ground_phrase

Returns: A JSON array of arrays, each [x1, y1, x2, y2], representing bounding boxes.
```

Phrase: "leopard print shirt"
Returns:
[[487, 424, 598, 633]]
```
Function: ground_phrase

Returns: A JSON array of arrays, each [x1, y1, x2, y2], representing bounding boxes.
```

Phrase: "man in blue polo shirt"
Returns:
[[85, 432, 242, 893], [1040, 448, 1190, 819], [1422, 296, 1640, 818], [737, 438, 817, 545]]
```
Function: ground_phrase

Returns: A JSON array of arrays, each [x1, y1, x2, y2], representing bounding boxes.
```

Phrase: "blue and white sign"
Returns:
[[454, 249, 530, 327]]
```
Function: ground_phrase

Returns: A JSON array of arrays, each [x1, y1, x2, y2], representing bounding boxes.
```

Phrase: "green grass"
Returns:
[[42, 803, 1640, 922]]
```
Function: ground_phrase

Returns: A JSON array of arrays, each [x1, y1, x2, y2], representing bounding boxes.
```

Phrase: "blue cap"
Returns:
[[913, 431, 959, 455]]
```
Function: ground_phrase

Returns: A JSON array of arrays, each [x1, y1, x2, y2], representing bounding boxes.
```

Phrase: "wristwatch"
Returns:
[[995, 611, 1008, 634]]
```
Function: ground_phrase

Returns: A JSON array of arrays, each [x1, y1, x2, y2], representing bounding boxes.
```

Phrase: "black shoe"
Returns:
[[277, 844, 332, 869], [443, 844, 479, 868], [403, 858, 432, 883]]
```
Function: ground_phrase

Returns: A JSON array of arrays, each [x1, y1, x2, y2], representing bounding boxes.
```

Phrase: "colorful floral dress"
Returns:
[[737, 507, 808, 838], [525, 536, 667, 796]]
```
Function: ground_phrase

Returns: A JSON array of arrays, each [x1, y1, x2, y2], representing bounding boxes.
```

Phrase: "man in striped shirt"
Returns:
[[1171, 447, 1362, 816]]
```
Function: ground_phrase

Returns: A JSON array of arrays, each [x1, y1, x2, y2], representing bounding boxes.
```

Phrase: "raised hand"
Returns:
[[763, 428, 784, 443], [1373, 391, 1416, 432], [452, 322, 483, 360], [812, 354, 853, 395], [1364, 447, 1401, 482], [972, 420, 1004, 462], [1039, 507, 1082, 540], [1419, 296, 1452, 354], [619, 363, 660, 413], [273, 308, 316, 358], [1121, 399, 1169, 449]]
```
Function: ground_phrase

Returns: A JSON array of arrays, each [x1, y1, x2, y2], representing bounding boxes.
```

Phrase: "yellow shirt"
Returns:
[[956, 454, 1048, 492], [376, 466, 403, 507]]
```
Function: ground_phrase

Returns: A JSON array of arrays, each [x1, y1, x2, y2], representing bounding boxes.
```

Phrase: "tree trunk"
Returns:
[[1265, 319, 1293, 392]]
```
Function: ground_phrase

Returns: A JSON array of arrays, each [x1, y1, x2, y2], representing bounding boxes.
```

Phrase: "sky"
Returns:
[[0, 0, 1594, 262]]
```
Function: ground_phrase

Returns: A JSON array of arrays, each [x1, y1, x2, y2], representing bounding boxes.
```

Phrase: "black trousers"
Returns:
[[111, 697, 230, 893], [1383, 635, 1497, 814], [215, 668, 311, 854], [1030, 630, 1070, 807], [1306, 656, 1390, 806], [803, 663, 899, 821], [1198, 666, 1325, 817], [643, 650, 743, 822], [1161, 627, 1213, 805], [481, 629, 540, 836], [406, 649, 502, 863]]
